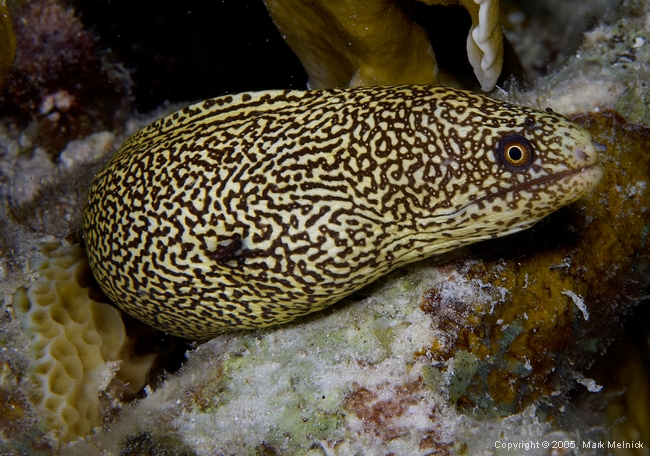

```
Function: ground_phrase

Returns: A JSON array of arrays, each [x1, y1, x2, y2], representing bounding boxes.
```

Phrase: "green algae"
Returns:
[[447, 350, 479, 405]]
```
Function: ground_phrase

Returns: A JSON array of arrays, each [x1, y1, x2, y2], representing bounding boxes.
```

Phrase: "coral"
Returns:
[[118, 432, 197, 456], [421, 0, 503, 91], [263, 0, 503, 91], [500, 2, 618, 82], [0, 351, 53, 455], [0, 0, 132, 154], [0, 0, 16, 89], [587, 335, 650, 452], [344, 380, 451, 450], [0, 352, 36, 442], [419, 111, 650, 415], [263, 0, 438, 89], [12, 243, 156, 442]]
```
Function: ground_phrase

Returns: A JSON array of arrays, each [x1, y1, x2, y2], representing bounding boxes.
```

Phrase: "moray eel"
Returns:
[[83, 85, 603, 340]]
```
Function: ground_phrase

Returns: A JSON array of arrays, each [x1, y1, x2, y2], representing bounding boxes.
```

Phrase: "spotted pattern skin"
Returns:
[[83, 85, 602, 340]]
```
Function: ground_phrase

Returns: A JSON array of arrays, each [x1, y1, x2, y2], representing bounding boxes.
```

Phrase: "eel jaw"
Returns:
[[473, 163, 604, 212]]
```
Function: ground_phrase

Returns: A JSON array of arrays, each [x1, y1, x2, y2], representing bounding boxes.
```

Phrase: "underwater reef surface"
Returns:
[[0, 0, 649, 454]]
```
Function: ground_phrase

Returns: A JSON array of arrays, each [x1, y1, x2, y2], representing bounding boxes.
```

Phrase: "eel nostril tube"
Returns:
[[592, 141, 607, 152]]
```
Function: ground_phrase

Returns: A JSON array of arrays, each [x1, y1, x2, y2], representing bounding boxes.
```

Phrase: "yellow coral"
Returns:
[[0, 0, 15, 89], [12, 243, 155, 442], [591, 335, 650, 456], [263, 0, 502, 91]]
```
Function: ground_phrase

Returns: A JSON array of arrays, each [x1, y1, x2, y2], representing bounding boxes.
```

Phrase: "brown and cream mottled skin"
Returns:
[[83, 85, 602, 340]]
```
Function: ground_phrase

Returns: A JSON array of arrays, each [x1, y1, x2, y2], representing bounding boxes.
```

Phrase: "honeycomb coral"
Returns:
[[12, 243, 155, 443]]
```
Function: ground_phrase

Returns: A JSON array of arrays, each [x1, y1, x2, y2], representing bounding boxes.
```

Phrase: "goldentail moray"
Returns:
[[83, 85, 603, 340]]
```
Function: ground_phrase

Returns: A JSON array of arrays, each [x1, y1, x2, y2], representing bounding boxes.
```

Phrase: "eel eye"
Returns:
[[498, 134, 534, 170]]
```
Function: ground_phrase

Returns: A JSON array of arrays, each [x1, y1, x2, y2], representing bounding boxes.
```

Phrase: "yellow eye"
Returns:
[[498, 135, 534, 170]]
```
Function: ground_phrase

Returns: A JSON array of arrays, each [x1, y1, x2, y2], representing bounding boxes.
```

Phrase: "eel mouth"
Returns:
[[516, 164, 603, 193], [474, 164, 604, 208]]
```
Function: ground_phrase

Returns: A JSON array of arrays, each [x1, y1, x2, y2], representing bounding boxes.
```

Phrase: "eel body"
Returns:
[[83, 85, 602, 340]]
